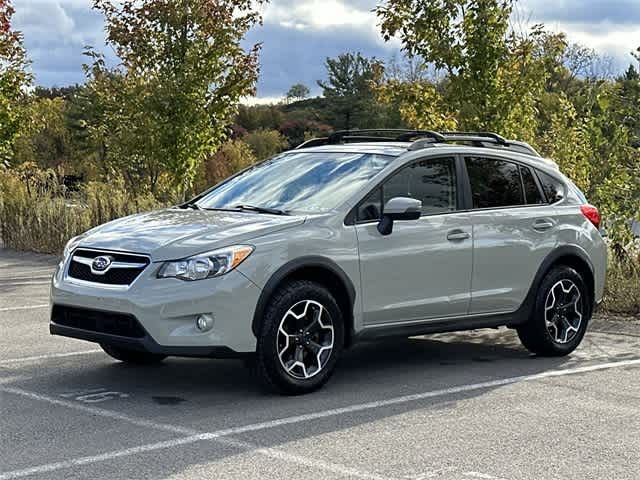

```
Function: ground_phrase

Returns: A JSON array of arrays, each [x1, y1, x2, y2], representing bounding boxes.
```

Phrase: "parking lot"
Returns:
[[1, 248, 639, 480]]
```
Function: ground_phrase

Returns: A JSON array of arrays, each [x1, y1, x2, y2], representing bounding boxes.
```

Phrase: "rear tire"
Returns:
[[517, 266, 591, 356], [101, 344, 167, 364], [255, 280, 344, 395]]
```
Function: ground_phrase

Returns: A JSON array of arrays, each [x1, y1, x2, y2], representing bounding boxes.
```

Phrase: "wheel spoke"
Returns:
[[544, 279, 583, 344], [277, 299, 334, 380]]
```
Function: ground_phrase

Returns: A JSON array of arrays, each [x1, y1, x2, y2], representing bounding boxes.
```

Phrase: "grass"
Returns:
[[0, 167, 163, 254], [603, 253, 640, 316]]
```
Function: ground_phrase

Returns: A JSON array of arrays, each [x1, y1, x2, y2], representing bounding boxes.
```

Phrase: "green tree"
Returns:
[[376, 1, 565, 142], [286, 83, 310, 103], [0, 0, 31, 166], [317, 52, 381, 130], [377, 0, 513, 130], [243, 129, 287, 160], [85, 0, 264, 195], [12, 97, 73, 170]]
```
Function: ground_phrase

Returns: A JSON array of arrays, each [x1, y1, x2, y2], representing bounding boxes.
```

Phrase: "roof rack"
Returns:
[[409, 131, 540, 157], [295, 129, 445, 149], [296, 129, 540, 157]]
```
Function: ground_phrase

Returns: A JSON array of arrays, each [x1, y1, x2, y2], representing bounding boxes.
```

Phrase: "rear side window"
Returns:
[[520, 166, 545, 205], [537, 170, 565, 203], [465, 157, 524, 209]]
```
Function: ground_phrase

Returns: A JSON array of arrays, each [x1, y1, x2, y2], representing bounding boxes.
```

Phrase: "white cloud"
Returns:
[[263, 0, 375, 29], [10, 0, 640, 92]]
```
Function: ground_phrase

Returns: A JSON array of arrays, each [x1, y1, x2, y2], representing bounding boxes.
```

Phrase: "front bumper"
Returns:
[[50, 261, 262, 354]]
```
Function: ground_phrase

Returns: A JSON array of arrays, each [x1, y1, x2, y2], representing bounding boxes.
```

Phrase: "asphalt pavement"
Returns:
[[1, 248, 639, 480]]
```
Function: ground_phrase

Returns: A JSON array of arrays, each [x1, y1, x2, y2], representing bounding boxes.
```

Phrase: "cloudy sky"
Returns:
[[12, 0, 640, 100]]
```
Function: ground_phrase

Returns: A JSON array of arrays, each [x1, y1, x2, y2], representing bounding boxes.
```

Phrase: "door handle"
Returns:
[[447, 229, 470, 241], [533, 219, 554, 231]]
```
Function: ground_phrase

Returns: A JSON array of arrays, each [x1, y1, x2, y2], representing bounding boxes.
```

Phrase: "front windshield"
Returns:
[[196, 151, 396, 213]]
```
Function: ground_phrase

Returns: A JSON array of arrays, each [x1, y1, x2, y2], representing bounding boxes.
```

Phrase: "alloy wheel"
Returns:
[[277, 300, 334, 380], [544, 279, 583, 344]]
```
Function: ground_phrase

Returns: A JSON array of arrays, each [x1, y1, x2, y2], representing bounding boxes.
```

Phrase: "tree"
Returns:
[[377, 0, 513, 130], [0, 0, 31, 166], [243, 129, 288, 160], [85, 0, 264, 195], [286, 84, 310, 103], [317, 52, 381, 130]]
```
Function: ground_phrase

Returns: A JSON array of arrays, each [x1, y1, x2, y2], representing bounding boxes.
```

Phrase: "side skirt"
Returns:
[[355, 310, 529, 342]]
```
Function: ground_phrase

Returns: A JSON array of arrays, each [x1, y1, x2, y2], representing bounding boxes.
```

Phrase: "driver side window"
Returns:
[[356, 157, 458, 222]]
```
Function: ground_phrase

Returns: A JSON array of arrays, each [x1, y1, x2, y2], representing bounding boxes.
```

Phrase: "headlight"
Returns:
[[63, 236, 83, 259], [157, 245, 254, 281]]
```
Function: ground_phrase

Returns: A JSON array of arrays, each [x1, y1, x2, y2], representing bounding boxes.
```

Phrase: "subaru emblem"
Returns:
[[92, 255, 113, 273]]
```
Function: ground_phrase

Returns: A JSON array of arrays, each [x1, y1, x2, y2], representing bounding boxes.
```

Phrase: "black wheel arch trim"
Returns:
[[526, 244, 595, 310], [251, 256, 357, 338]]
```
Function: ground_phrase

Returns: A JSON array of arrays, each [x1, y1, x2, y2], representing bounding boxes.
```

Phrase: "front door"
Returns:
[[355, 156, 473, 325]]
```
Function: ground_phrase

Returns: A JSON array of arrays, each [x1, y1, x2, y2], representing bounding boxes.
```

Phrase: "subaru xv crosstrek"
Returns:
[[50, 130, 607, 395]]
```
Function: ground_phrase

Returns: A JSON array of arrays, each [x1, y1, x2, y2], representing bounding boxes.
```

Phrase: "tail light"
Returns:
[[580, 204, 601, 229]]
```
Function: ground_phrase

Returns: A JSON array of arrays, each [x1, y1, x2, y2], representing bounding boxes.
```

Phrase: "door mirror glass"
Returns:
[[378, 197, 422, 235]]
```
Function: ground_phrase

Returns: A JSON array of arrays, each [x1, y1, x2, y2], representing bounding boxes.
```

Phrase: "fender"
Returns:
[[520, 244, 595, 314], [251, 256, 357, 337]]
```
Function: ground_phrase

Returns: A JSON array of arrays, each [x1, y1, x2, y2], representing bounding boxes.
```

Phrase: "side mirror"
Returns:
[[377, 197, 422, 236]]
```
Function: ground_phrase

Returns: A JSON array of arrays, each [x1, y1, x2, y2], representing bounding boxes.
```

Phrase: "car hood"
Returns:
[[77, 208, 305, 261]]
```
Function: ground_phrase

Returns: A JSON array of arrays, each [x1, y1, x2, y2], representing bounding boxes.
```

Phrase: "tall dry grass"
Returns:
[[0, 165, 163, 254], [603, 251, 640, 316]]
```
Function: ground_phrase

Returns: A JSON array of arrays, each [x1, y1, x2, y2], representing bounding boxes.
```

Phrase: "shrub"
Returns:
[[603, 250, 640, 316], [243, 129, 288, 161], [0, 164, 163, 254]]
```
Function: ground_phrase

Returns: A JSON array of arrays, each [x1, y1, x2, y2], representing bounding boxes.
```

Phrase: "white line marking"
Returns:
[[0, 281, 50, 286], [1, 358, 639, 479], [219, 437, 396, 480], [0, 305, 49, 313], [0, 386, 197, 436], [0, 435, 209, 480], [0, 350, 101, 365], [196, 358, 640, 437]]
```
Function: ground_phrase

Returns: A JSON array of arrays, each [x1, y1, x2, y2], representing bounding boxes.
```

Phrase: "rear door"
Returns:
[[355, 156, 473, 325], [464, 156, 558, 314]]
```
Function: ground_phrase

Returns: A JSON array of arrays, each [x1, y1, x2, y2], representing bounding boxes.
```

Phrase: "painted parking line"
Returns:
[[0, 281, 51, 286], [0, 350, 101, 365], [0, 305, 49, 313], [1, 358, 639, 479], [0, 386, 197, 435]]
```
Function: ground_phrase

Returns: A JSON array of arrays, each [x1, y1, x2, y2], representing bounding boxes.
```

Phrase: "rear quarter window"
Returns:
[[536, 170, 565, 203]]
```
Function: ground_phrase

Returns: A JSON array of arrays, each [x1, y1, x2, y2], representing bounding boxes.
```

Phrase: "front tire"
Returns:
[[517, 266, 591, 356], [255, 280, 345, 395], [101, 344, 167, 364]]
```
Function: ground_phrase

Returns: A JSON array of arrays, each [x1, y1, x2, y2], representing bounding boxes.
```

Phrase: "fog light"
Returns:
[[196, 314, 214, 332]]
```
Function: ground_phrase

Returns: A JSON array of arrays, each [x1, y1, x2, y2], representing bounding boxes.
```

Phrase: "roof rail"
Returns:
[[409, 131, 540, 157], [440, 131, 508, 145], [295, 129, 446, 149], [328, 129, 445, 143]]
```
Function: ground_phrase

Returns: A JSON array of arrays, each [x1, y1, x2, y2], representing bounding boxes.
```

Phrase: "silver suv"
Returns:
[[50, 130, 607, 395]]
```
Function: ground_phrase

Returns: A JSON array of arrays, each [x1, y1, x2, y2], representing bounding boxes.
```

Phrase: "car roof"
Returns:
[[294, 141, 559, 170]]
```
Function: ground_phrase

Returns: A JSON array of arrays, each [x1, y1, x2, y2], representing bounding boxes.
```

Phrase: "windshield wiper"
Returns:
[[234, 204, 289, 215], [180, 201, 201, 210]]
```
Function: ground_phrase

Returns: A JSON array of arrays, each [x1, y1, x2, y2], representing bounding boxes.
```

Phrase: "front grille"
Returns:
[[51, 305, 146, 338], [67, 248, 150, 286]]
